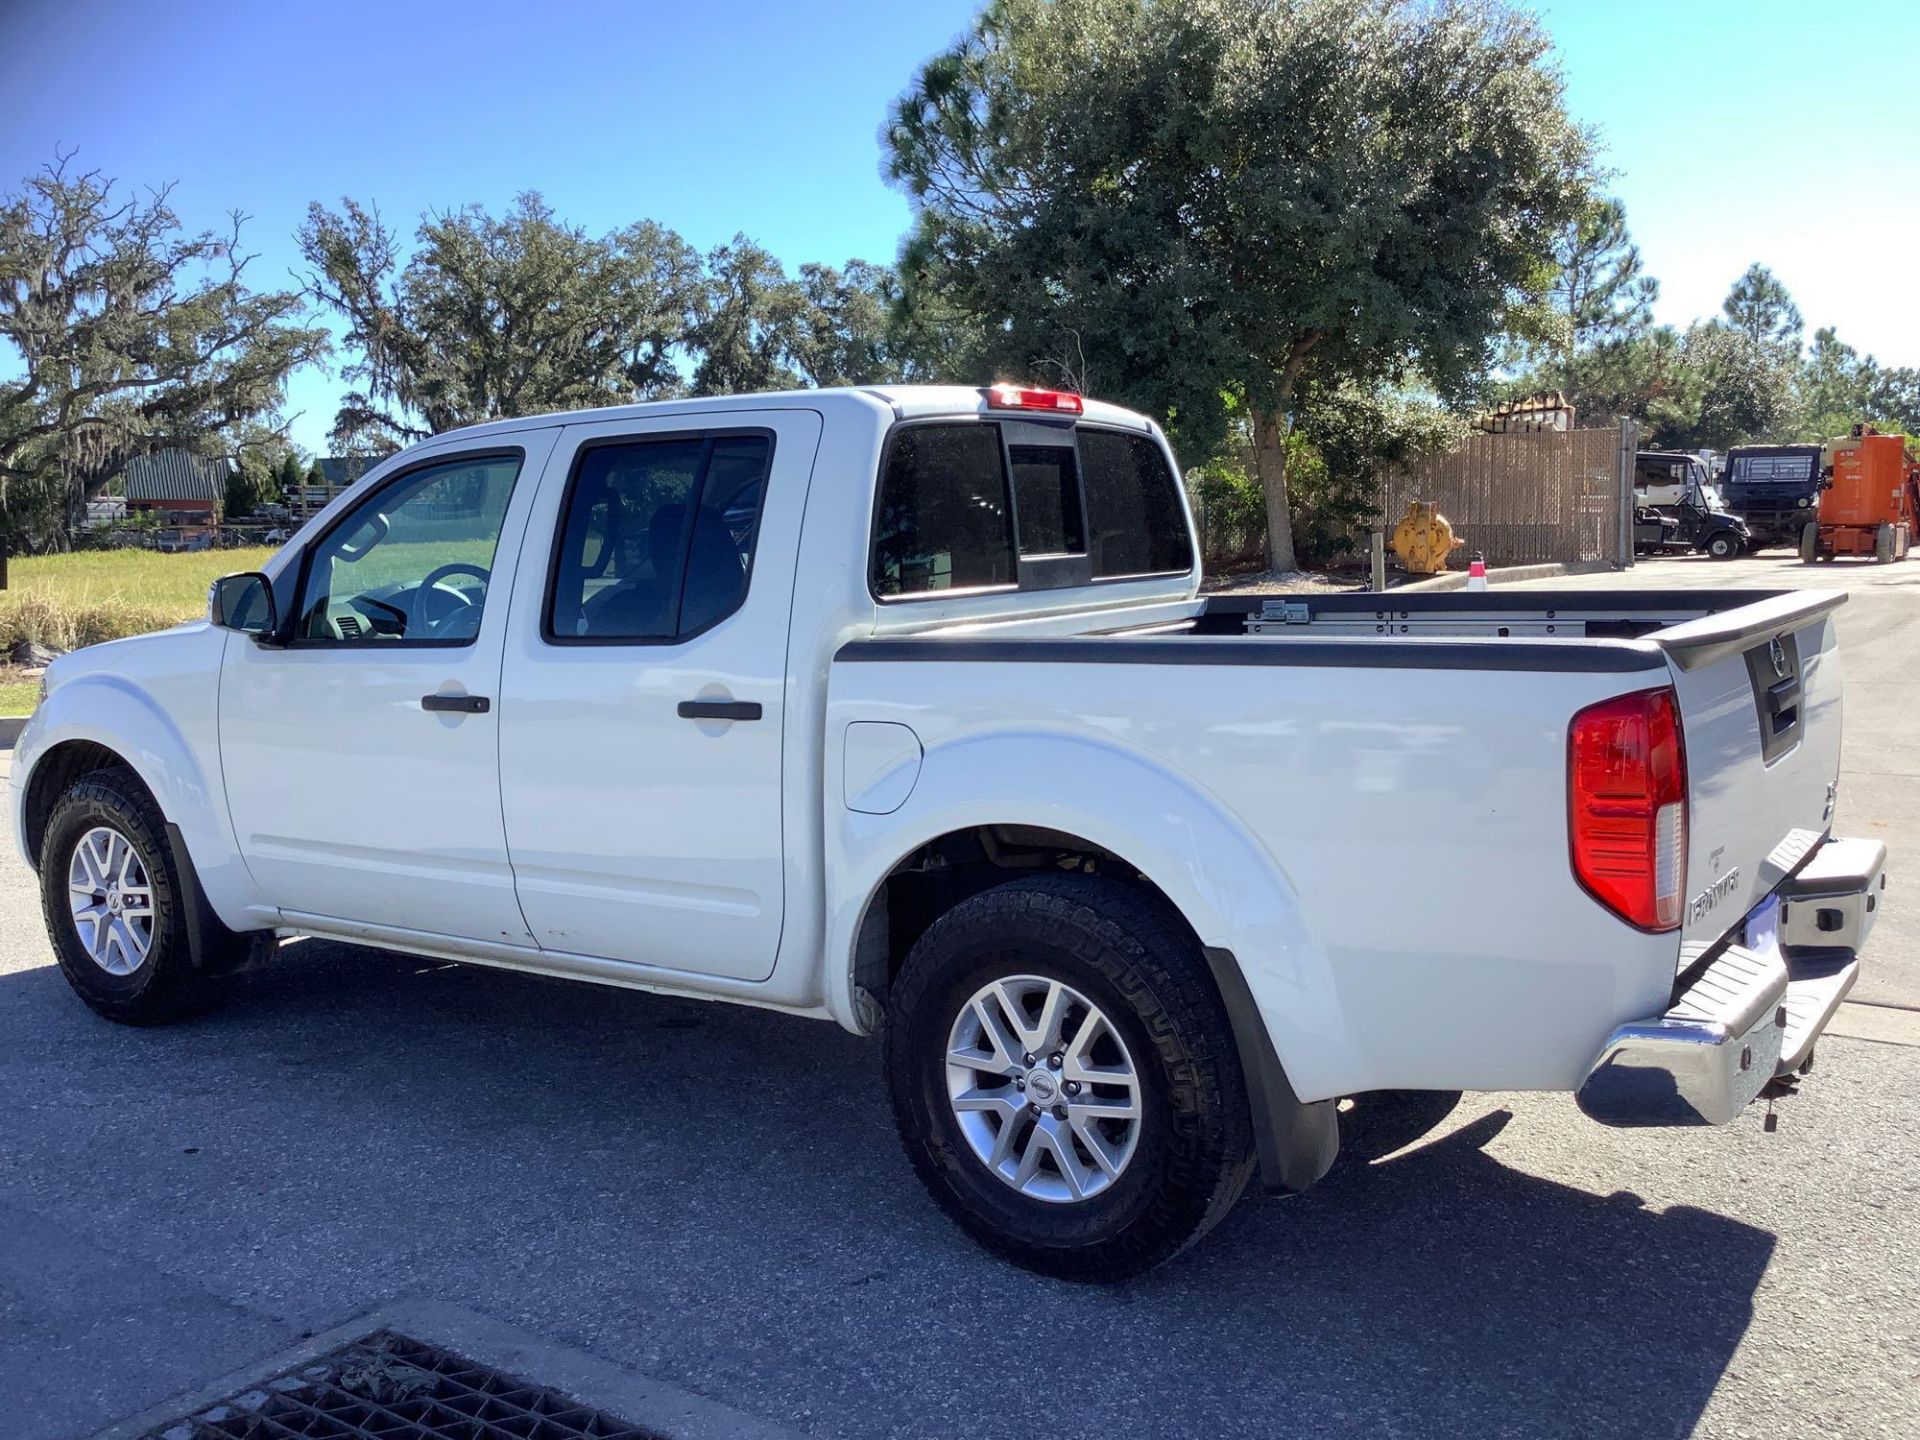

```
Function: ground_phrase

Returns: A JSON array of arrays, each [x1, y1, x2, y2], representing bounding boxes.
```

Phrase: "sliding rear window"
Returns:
[[870, 420, 1191, 599]]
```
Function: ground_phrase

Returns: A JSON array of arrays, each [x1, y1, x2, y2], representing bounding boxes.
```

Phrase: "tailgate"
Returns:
[[1656, 592, 1847, 967]]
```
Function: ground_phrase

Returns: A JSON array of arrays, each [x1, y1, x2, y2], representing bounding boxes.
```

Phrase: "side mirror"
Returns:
[[209, 572, 278, 638]]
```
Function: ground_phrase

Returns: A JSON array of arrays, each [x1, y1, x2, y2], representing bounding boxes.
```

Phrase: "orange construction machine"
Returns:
[[1801, 425, 1920, 563]]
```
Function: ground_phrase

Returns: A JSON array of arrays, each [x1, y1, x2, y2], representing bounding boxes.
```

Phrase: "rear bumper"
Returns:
[[1577, 836, 1883, 1126]]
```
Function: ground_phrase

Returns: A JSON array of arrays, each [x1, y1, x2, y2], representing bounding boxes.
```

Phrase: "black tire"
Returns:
[[1799, 522, 1820, 564], [885, 874, 1255, 1281], [38, 766, 219, 1025], [1705, 531, 1740, 559]]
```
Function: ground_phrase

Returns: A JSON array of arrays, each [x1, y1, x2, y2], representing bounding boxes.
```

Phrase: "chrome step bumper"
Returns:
[[1577, 836, 1880, 1127]]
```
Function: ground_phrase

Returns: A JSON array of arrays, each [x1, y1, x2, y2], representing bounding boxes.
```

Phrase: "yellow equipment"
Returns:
[[1392, 500, 1465, 575]]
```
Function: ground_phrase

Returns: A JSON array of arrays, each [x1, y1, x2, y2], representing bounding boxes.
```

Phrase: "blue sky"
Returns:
[[3, 0, 1916, 455]]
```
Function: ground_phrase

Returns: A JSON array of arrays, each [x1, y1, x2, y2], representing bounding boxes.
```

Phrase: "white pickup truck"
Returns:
[[13, 384, 1887, 1279]]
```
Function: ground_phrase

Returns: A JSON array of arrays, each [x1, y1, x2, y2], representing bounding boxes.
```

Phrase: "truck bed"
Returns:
[[832, 586, 1846, 1102]]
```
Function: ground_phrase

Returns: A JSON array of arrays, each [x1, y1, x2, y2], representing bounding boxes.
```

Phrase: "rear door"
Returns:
[[1658, 594, 1847, 967], [495, 410, 821, 982]]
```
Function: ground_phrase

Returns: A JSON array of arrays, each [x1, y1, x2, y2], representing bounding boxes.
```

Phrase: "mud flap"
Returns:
[[164, 822, 271, 976], [1203, 946, 1341, 1192]]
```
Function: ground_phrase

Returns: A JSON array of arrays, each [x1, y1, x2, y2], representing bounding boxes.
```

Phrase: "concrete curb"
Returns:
[[90, 1296, 814, 1440], [1827, 1000, 1920, 1050], [1394, 559, 1618, 593]]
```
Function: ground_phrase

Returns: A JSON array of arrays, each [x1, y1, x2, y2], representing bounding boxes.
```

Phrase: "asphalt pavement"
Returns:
[[2, 553, 1916, 1439]]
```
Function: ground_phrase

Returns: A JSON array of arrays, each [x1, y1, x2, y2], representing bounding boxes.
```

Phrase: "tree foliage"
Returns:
[[1505, 243, 1920, 451], [1520, 195, 1659, 417], [298, 193, 705, 450], [304, 199, 931, 436], [884, 0, 1591, 571], [1788, 327, 1920, 442], [224, 453, 270, 520], [0, 154, 326, 548], [1549, 198, 1657, 359], [794, 260, 915, 387], [687, 236, 811, 395], [1722, 263, 1803, 353]]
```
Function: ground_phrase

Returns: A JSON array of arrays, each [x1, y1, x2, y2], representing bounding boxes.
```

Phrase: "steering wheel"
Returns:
[[416, 562, 491, 637]]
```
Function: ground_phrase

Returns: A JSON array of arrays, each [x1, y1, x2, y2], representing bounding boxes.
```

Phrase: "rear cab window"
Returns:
[[1729, 452, 1817, 484], [870, 418, 1192, 599]]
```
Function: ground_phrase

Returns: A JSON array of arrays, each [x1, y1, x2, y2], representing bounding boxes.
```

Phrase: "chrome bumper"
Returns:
[[1780, 836, 1886, 957], [1577, 836, 1881, 1127]]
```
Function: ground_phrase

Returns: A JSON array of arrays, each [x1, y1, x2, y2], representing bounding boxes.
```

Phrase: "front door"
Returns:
[[497, 410, 819, 981], [219, 432, 557, 943]]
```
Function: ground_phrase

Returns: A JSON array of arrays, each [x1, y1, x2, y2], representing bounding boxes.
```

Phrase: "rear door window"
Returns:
[[872, 425, 1015, 596], [547, 432, 770, 641]]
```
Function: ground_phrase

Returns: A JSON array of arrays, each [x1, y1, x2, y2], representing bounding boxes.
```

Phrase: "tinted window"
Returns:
[[872, 424, 1015, 596], [548, 433, 770, 641], [1008, 445, 1085, 556], [297, 453, 521, 644], [1078, 430, 1194, 578]]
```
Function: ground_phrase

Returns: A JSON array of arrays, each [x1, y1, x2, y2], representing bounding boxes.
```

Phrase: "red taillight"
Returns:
[[984, 383, 1083, 415], [1569, 687, 1688, 931]]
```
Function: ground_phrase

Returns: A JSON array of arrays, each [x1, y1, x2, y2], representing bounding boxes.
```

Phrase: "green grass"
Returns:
[[0, 677, 39, 717], [0, 547, 278, 656]]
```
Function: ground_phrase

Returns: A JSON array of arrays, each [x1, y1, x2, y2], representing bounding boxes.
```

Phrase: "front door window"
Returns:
[[295, 453, 522, 644]]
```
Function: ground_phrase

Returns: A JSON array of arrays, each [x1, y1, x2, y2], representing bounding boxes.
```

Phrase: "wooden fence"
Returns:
[[1378, 424, 1630, 568]]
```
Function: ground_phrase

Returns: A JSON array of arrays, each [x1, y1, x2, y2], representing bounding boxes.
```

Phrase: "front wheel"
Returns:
[[38, 766, 220, 1025], [1705, 531, 1741, 559], [885, 874, 1255, 1280]]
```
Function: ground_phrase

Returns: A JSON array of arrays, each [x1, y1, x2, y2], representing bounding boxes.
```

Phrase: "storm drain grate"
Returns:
[[141, 1329, 661, 1440]]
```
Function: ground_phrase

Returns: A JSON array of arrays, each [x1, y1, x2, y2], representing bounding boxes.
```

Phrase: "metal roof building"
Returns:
[[121, 450, 228, 504]]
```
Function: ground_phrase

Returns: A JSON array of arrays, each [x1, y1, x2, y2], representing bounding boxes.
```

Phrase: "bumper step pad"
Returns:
[[1778, 953, 1859, 1074]]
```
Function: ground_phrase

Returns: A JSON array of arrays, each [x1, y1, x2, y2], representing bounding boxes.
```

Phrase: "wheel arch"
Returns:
[[827, 731, 1344, 1192], [16, 676, 268, 929], [21, 737, 141, 866]]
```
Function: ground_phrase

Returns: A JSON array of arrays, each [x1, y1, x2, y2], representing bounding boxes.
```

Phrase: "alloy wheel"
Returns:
[[67, 825, 157, 976], [944, 975, 1143, 1203]]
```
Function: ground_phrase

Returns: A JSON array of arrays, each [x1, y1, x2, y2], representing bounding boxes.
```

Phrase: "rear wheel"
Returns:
[[1875, 523, 1896, 564], [1799, 523, 1821, 563], [885, 874, 1255, 1280], [38, 767, 220, 1025]]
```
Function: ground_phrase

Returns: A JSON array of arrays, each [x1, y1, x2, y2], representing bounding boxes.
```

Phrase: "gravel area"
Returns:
[[1200, 567, 1372, 595]]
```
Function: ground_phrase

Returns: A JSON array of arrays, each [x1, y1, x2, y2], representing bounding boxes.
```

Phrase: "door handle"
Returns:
[[422, 693, 490, 714], [677, 699, 762, 722]]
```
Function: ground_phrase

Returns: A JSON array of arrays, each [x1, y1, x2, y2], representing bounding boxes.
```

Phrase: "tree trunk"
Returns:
[[1250, 403, 1298, 576]]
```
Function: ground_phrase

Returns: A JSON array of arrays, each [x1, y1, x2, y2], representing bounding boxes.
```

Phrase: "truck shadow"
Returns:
[[0, 940, 1775, 1440]]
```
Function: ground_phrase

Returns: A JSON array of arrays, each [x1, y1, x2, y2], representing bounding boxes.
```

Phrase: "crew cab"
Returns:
[[12, 385, 1886, 1279]]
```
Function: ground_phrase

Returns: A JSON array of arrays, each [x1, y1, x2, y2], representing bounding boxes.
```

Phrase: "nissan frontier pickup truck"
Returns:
[[13, 384, 1886, 1279]]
